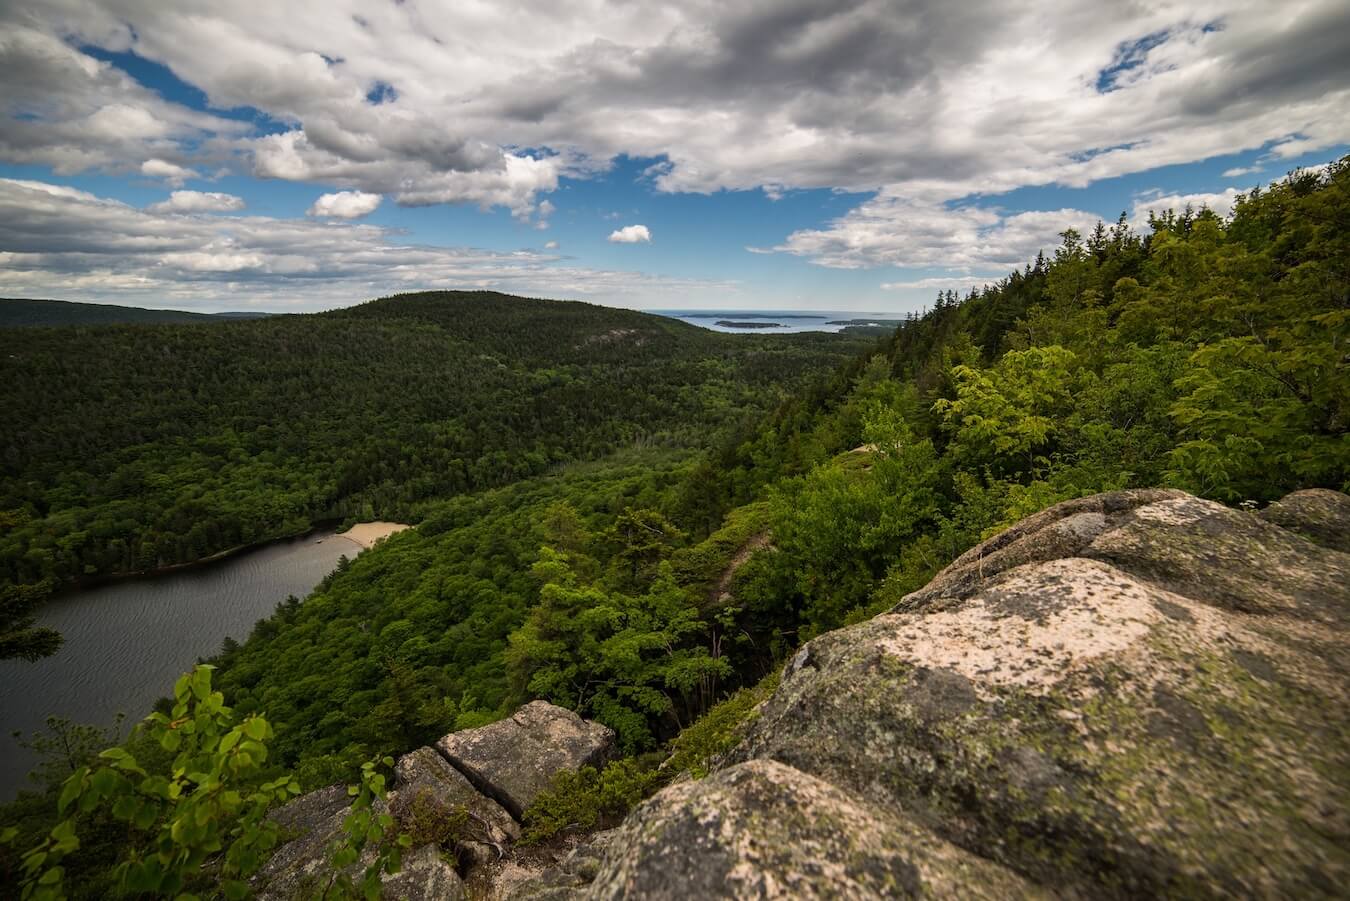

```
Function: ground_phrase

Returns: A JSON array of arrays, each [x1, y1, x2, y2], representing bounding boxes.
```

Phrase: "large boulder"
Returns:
[[391, 746, 520, 865], [437, 701, 616, 818], [1259, 487, 1350, 553], [256, 782, 467, 900], [254, 785, 384, 899], [723, 490, 1350, 897], [588, 759, 1040, 900]]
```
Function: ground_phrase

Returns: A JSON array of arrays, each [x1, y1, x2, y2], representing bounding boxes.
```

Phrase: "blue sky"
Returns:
[[1, 2, 1346, 313]]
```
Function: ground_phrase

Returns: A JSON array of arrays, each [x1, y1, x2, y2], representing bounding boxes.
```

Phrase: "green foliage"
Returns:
[[508, 555, 730, 751], [320, 757, 410, 901], [520, 668, 782, 844], [13, 716, 127, 794], [664, 669, 781, 779], [520, 757, 662, 844], [211, 452, 700, 775], [1, 291, 867, 593], [689, 157, 1349, 643], [0, 582, 62, 661], [18, 665, 300, 900]]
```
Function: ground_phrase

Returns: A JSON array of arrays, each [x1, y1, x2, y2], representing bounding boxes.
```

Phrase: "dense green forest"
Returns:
[[0, 293, 871, 592], [209, 158, 1348, 776], [4, 159, 1347, 897], [0, 298, 269, 328]]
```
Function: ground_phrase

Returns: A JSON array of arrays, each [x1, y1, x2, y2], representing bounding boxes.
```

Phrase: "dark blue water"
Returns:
[[0, 531, 359, 800]]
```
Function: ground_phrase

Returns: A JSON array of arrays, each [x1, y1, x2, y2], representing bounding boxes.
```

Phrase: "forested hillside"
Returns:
[[4, 161, 1346, 898], [0, 293, 871, 590], [0, 298, 268, 328], [193, 159, 1350, 782]]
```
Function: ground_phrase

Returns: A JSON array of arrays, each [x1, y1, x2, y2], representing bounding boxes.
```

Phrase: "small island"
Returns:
[[717, 320, 784, 329], [825, 318, 898, 326]]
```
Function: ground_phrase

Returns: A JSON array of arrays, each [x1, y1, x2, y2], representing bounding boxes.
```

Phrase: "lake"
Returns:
[[0, 531, 360, 800], [653, 310, 905, 334]]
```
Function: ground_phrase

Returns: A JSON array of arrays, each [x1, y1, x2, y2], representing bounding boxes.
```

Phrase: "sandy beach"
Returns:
[[333, 521, 411, 550]]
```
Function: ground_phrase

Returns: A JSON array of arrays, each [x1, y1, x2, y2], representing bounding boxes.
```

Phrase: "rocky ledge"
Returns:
[[255, 702, 616, 900], [593, 488, 1350, 899], [258, 488, 1350, 899]]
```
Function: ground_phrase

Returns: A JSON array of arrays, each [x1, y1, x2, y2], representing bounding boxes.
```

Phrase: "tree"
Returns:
[[18, 666, 301, 900], [0, 582, 61, 662]]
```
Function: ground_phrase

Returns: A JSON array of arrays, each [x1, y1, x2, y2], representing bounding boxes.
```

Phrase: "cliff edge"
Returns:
[[260, 488, 1350, 898], [586, 488, 1350, 898]]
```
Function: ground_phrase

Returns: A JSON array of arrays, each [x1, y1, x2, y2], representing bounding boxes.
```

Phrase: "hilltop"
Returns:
[[3, 161, 1346, 899], [0, 291, 873, 591], [0, 298, 271, 328]]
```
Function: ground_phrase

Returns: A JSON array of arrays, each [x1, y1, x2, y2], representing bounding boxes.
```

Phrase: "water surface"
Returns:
[[653, 310, 904, 334], [0, 531, 358, 800]]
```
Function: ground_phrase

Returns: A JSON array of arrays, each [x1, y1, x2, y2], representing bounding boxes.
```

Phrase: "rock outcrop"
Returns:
[[391, 747, 521, 866], [257, 489, 1349, 899], [437, 701, 616, 819], [254, 701, 614, 900], [588, 760, 1040, 899], [1259, 487, 1350, 553], [590, 489, 1350, 898]]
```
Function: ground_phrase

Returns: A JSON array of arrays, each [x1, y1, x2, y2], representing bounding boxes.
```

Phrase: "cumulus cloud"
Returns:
[[608, 224, 651, 244], [3, 0, 1344, 225], [147, 190, 245, 213], [1221, 165, 1262, 177], [1, 0, 1347, 289], [0, 177, 731, 308], [307, 190, 382, 219], [140, 159, 199, 186], [777, 190, 1102, 270], [881, 275, 1005, 292], [1129, 187, 1244, 227], [0, 22, 244, 177], [544, 240, 559, 250]]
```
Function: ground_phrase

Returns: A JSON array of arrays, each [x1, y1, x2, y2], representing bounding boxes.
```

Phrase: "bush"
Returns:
[[520, 757, 662, 844]]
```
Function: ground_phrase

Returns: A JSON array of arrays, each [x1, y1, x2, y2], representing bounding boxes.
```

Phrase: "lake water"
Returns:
[[653, 310, 905, 334], [0, 531, 359, 800]]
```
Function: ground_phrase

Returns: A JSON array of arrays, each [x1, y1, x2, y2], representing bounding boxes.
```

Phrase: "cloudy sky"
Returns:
[[1, 1, 1346, 313]]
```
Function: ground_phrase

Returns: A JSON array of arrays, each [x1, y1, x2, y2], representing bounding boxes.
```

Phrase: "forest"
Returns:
[[0, 293, 872, 592], [3, 158, 1346, 898]]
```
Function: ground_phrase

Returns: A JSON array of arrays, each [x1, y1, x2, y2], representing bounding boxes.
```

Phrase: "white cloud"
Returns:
[[140, 159, 199, 187], [777, 190, 1102, 270], [4, 0, 1343, 223], [881, 275, 1004, 291], [608, 224, 651, 244], [307, 190, 382, 219], [1129, 187, 1243, 228], [0, 0, 1347, 286], [0, 177, 731, 309], [1221, 165, 1262, 177], [544, 240, 559, 250], [148, 190, 245, 214]]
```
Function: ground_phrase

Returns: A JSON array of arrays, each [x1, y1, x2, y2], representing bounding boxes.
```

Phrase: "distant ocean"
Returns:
[[651, 310, 905, 334]]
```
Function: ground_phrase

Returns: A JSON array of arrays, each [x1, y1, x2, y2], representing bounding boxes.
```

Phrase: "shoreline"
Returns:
[[53, 520, 412, 597]]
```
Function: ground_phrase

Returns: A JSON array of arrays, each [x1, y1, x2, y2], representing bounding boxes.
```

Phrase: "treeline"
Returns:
[[4, 160, 1345, 898], [677, 158, 1347, 644], [0, 292, 869, 589], [206, 158, 1349, 781]]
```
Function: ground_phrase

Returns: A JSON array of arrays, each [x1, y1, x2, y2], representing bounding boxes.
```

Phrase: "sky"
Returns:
[[0, 1, 1347, 314]]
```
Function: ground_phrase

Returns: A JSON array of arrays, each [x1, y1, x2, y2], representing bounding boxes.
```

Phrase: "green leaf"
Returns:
[[57, 770, 87, 815], [190, 666, 213, 701]]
